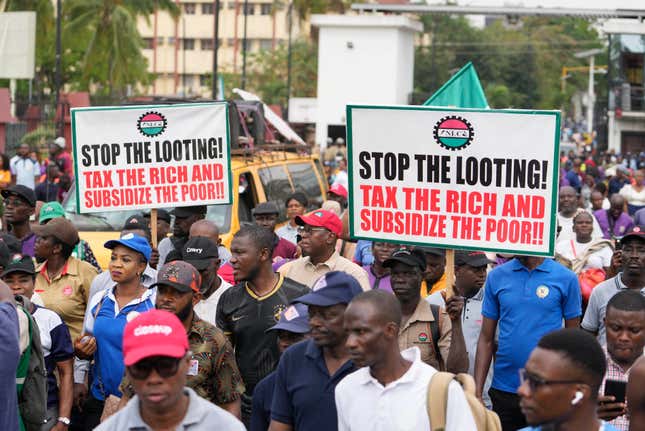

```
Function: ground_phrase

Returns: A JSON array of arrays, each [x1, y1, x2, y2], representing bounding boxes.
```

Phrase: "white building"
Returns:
[[311, 14, 422, 149]]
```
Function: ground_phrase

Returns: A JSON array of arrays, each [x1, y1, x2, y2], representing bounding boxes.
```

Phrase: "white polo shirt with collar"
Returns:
[[335, 347, 476, 431]]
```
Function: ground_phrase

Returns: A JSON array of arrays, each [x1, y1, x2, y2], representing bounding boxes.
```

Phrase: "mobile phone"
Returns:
[[604, 379, 627, 404]]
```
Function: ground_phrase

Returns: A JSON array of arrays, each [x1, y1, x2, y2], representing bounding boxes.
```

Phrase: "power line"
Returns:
[[432, 40, 603, 47]]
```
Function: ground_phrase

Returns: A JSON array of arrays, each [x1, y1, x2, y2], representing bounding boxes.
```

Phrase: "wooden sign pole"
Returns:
[[444, 249, 455, 299], [150, 208, 158, 248]]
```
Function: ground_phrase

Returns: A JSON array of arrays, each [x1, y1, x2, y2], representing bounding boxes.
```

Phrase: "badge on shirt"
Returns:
[[418, 332, 428, 342], [63, 286, 73, 296], [187, 359, 198, 376], [536, 285, 550, 299], [126, 311, 140, 322], [273, 304, 287, 322]]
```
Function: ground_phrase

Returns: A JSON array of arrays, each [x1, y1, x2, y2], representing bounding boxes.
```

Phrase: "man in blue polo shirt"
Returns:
[[269, 271, 362, 431], [250, 303, 309, 431], [474, 256, 581, 431]]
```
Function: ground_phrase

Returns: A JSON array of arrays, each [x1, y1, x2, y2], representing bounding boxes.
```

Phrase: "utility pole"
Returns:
[[55, 0, 62, 136], [285, 1, 293, 119], [241, 0, 249, 89], [211, 0, 220, 99], [574, 48, 603, 135]]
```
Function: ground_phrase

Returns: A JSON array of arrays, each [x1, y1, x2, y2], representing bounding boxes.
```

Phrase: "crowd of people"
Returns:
[[0, 136, 643, 431], [2, 138, 74, 209]]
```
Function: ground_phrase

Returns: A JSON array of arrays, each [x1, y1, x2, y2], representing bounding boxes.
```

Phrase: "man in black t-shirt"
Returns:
[[216, 224, 309, 425]]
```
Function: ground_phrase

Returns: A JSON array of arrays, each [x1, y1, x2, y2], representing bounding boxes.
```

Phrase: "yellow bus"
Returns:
[[62, 150, 328, 269]]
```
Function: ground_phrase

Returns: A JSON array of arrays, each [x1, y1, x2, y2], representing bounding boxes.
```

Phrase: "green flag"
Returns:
[[423, 62, 488, 108]]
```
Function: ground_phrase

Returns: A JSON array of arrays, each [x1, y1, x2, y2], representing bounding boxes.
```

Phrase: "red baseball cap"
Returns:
[[122, 309, 188, 366], [296, 209, 342, 236], [328, 183, 348, 199]]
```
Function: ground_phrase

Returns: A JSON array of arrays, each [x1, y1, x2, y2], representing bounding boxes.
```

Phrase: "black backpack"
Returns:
[[16, 296, 47, 431]]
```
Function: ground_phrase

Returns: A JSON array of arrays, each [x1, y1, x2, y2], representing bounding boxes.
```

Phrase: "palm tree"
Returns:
[[65, 0, 179, 98]]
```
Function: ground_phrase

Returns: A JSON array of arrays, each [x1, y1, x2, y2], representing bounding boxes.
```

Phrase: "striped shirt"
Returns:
[[599, 348, 641, 431]]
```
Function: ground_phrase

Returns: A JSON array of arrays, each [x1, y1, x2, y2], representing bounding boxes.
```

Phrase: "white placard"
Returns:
[[347, 105, 560, 257], [72, 103, 231, 213]]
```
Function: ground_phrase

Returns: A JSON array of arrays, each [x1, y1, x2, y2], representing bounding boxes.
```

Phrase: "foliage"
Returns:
[[246, 39, 318, 105], [272, 0, 360, 23], [64, 0, 179, 99], [4, 0, 179, 102], [414, 14, 604, 111], [20, 125, 55, 150]]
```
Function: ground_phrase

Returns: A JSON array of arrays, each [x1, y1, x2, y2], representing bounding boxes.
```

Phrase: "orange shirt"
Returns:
[[420, 272, 447, 298]]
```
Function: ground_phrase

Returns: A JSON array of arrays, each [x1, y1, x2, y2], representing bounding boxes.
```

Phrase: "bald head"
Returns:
[[348, 290, 402, 328], [559, 186, 579, 216], [189, 219, 220, 245], [609, 194, 625, 207]]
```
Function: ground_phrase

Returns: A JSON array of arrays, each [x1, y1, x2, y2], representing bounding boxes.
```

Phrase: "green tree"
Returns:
[[414, 14, 603, 111], [64, 0, 179, 99], [246, 39, 317, 105]]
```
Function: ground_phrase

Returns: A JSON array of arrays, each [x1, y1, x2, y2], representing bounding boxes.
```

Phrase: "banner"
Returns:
[[423, 62, 489, 109], [347, 105, 560, 256], [72, 103, 231, 213]]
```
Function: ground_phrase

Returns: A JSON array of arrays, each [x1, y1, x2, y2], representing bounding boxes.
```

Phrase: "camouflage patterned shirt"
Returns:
[[121, 314, 244, 405]]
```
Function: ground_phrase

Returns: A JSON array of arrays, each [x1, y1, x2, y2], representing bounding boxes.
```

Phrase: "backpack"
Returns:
[[427, 371, 501, 431], [16, 296, 47, 431]]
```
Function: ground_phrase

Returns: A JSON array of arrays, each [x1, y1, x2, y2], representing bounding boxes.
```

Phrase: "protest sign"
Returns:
[[347, 105, 560, 257], [72, 103, 231, 213]]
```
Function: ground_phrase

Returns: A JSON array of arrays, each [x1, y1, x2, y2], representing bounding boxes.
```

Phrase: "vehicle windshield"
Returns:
[[62, 184, 232, 234]]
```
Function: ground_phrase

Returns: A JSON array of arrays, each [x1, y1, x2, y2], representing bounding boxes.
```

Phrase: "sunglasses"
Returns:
[[297, 225, 329, 234], [127, 356, 183, 380], [518, 368, 583, 392]]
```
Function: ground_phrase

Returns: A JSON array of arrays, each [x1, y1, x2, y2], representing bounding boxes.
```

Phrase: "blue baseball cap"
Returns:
[[104, 233, 152, 262], [293, 271, 363, 307], [266, 303, 310, 334]]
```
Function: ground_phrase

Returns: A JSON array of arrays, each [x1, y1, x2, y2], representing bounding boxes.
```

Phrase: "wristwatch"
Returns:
[[58, 417, 71, 425]]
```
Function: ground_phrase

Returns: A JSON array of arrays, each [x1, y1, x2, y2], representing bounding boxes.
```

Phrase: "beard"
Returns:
[[175, 300, 193, 322]]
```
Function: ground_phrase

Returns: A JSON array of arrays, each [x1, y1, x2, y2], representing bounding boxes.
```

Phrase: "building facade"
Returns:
[[604, 19, 645, 153], [137, 0, 305, 97]]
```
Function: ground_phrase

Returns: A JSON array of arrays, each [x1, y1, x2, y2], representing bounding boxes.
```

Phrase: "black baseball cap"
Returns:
[[123, 214, 149, 231], [144, 209, 171, 224], [181, 237, 219, 271], [383, 248, 427, 271], [416, 246, 446, 258], [620, 225, 645, 244], [454, 250, 493, 267], [172, 206, 207, 218], [2, 185, 36, 207], [1, 255, 35, 278], [252, 202, 280, 216]]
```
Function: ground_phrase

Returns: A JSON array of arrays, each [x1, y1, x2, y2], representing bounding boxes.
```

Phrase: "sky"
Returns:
[[456, 0, 645, 10]]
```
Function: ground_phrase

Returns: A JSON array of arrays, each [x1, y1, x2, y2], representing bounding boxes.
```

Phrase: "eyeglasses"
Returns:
[[297, 225, 329, 235], [518, 369, 584, 392], [127, 356, 183, 380]]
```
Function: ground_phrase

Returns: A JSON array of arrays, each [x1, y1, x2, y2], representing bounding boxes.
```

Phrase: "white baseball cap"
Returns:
[[54, 137, 65, 148]]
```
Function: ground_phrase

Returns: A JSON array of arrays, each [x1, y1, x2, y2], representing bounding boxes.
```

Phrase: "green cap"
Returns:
[[39, 201, 66, 224]]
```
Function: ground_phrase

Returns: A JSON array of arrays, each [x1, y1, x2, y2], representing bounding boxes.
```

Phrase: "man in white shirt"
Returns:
[[335, 290, 476, 431], [557, 186, 603, 243], [10, 143, 40, 190]]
